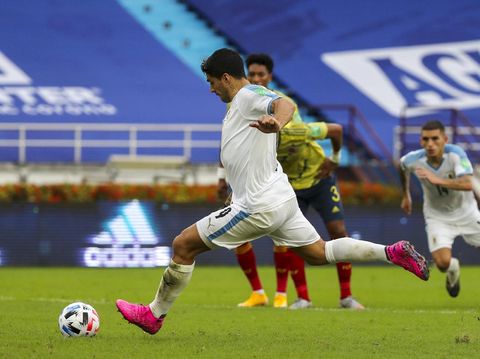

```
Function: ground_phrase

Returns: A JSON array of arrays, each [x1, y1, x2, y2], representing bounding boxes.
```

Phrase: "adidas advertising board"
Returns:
[[82, 201, 171, 267]]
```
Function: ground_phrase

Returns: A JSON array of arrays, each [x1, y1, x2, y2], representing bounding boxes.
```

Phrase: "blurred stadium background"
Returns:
[[1, 0, 480, 267]]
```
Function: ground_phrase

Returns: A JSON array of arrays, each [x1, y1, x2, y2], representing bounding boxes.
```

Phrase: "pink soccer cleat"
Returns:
[[116, 299, 165, 335], [386, 241, 429, 281]]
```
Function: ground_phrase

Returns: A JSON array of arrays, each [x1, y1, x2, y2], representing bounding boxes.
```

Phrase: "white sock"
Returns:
[[254, 289, 265, 294], [149, 259, 195, 318], [447, 257, 459, 273], [324, 237, 388, 263], [446, 257, 460, 282]]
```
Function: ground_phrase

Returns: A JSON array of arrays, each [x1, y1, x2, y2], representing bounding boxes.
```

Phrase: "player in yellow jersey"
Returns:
[[218, 53, 364, 310]]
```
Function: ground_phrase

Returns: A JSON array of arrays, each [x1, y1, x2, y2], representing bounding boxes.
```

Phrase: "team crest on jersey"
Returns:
[[460, 159, 472, 172], [247, 85, 277, 99]]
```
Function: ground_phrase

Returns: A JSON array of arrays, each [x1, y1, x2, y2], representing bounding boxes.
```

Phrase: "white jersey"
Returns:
[[400, 144, 477, 223], [221, 84, 296, 213]]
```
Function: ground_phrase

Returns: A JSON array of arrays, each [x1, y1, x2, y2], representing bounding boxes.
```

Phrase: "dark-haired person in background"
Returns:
[[116, 48, 429, 335], [400, 120, 480, 297]]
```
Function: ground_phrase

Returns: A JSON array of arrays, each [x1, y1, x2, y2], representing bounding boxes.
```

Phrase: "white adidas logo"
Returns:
[[91, 200, 158, 245], [82, 200, 171, 267]]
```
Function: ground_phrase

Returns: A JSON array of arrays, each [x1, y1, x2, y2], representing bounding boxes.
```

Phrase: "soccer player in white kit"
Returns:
[[116, 48, 429, 335], [400, 120, 480, 297]]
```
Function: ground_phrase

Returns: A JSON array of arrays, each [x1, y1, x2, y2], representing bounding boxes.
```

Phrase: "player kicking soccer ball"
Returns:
[[116, 48, 429, 335], [400, 120, 480, 298]]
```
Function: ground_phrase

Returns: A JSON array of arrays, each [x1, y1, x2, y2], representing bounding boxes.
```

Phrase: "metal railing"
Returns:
[[312, 104, 393, 160], [310, 104, 398, 183], [0, 123, 223, 164], [0, 108, 399, 184], [396, 106, 480, 164]]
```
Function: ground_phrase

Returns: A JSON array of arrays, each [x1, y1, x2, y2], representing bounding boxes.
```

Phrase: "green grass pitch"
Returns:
[[0, 265, 479, 358]]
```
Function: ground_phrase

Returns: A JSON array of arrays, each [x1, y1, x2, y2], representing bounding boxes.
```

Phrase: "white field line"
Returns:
[[187, 304, 478, 315], [0, 296, 477, 315], [0, 296, 109, 304], [0, 296, 15, 301]]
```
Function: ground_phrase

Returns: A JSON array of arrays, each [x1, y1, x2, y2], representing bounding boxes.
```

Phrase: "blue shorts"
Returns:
[[294, 175, 345, 223]]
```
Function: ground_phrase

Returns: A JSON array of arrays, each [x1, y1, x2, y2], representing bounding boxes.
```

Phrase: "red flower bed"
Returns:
[[0, 182, 401, 205]]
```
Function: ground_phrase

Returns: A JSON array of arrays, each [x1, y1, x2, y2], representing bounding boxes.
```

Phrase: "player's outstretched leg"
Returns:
[[385, 241, 429, 281], [312, 237, 429, 281], [445, 257, 460, 297]]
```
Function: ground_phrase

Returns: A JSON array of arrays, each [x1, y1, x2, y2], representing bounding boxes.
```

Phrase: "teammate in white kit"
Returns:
[[400, 120, 480, 297], [116, 48, 429, 335]]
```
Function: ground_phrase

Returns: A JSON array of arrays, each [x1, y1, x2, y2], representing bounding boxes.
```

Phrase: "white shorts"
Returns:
[[426, 210, 480, 252], [196, 197, 320, 250]]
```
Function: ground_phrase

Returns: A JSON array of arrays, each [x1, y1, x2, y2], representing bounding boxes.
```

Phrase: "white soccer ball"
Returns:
[[58, 302, 100, 337]]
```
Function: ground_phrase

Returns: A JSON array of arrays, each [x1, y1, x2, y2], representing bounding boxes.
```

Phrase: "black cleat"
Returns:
[[446, 275, 460, 298]]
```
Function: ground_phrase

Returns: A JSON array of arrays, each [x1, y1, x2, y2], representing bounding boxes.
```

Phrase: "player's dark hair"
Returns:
[[201, 48, 245, 79], [422, 120, 445, 132], [246, 53, 274, 73]]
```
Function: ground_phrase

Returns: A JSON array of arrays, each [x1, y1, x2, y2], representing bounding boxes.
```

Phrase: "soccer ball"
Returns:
[[58, 302, 100, 337]]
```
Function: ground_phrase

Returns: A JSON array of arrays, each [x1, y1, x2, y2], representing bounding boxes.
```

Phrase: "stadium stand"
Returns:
[[184, 0, 480, 159], [0, 0, 224, 164], [1, 0, 480, 185], [117, 0, 365, 169], [117, 0, 230, 78], [0, 0, 228, 183]]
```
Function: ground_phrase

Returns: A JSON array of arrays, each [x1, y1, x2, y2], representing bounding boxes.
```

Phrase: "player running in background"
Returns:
[[116, 48, 429, 335], [218, 53, 363, 310], [399, 120, 480, 297]]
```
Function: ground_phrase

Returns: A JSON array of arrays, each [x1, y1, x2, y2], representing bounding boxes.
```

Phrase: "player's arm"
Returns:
[[325, 123, 342, 156], [317, 123, 342, 178], [415, 168, 473, 191], [399, 164, 412, 215], [250, 98, 294, 133]]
